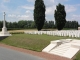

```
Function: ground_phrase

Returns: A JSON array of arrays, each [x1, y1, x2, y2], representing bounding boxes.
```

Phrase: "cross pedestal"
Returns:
[[0, 12, 11, 36]]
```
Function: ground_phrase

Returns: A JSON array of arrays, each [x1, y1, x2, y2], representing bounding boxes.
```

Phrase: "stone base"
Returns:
[[0, 32, 11, 36], [0, 27, 11, 36]]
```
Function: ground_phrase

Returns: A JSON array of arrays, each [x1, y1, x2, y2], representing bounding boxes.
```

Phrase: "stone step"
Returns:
[[42, 39, 80, 59], [50, 43, 71, 56], [42, 44, 57, 53], [63, 47, 79, 58]]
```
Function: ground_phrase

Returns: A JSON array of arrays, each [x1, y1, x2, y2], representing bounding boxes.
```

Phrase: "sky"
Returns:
[[0, 0, 80, 23]]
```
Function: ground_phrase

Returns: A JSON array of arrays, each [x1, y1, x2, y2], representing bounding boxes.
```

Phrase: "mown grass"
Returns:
[[0, 34, 80, 60], [0, 34, 75, 52], [73, 51, 80, 60]]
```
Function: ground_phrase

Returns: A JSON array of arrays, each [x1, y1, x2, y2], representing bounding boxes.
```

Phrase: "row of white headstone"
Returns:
[[24, 30, 80, 38]]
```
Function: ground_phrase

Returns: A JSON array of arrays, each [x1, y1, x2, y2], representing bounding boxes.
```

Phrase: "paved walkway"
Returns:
[[0, 46, 45, 60], [0, 44, 72, 60]]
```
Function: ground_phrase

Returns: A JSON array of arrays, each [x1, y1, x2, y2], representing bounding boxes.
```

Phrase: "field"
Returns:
[[0, 30, 80, 60]]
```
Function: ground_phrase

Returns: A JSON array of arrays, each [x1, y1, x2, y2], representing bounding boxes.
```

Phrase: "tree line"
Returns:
[[64, 21, 78, 29], [0, 20, 78, 30], [0, 20, 36, 29]]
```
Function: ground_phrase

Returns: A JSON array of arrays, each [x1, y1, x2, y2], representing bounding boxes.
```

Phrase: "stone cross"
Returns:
[[3, 12, 6, 27]]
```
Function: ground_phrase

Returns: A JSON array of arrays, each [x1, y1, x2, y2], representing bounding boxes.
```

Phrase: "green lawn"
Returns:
[[73, 52, 80, 60], [0, 34, 75, 51], [0, 34, 80, 60]]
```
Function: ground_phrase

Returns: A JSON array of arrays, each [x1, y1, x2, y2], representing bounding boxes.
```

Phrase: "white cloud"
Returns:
[[27, 0, 34, 2], [8, 13, 33, 21], [0, 3, 9, 12], [66, 14, 80, 23], [44, 0, 54, 3], [22, 5, 34, 10], [57, 0, 69, 2], [44, 0, 55, 7], [0, 0, 11, 13], [65, 5, 77, 13], [7, 14, 30, 22], [26, 10, 31, 13], [26, 0, 55, 3], [46, 6, 56, 15], [3, 0, 10, 3], [50, 0, 55, 2], [8, 14, 29, 18], [18, 15, 33, 20], [72, 15, 80, 20], [18, 15, 29, 20], [8, 14, 16, 18]]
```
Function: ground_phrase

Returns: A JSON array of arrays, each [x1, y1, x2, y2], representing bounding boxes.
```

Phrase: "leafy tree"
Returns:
[[31, 22, 36, 28], [64, 21, 78, 29], [18, 20, 27, 28], [12, 22, 18, 28], [54, 3, 66, 30], [34, 0, 46, 31], [49, 21, 54, 28], [43, 21, 49, 29]]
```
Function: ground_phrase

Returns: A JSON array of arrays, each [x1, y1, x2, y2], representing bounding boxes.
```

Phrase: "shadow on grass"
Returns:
[[0, 36, 8, 41]]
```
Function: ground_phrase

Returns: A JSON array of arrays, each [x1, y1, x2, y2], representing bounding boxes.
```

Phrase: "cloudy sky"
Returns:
[[0, 0, 80, 23]]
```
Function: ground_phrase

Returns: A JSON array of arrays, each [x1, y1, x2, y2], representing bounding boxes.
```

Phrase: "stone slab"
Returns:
[[42, 39, 80, 59]]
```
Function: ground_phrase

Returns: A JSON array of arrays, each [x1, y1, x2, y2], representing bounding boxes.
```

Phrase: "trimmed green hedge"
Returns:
[[10, 32, 24, 34]]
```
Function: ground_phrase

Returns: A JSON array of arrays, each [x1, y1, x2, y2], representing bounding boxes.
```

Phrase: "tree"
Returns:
[[12, 22, 18, 28], [18, 20, 27, 28], [54, 3, 66, 30], [43, 21, 49, 29], [34, 0, 46, 31], [31, 21, 36, 28], [64, 21, 79, 29]]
